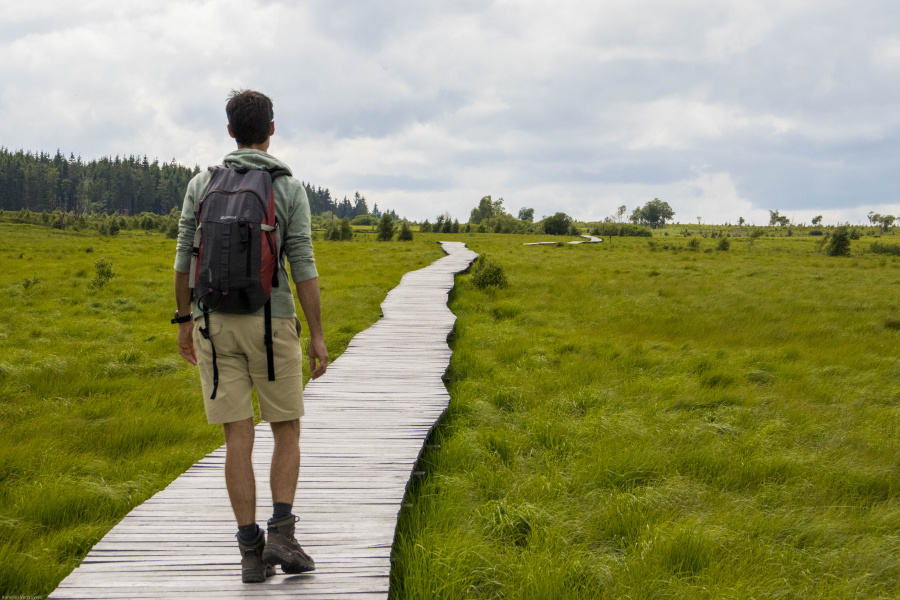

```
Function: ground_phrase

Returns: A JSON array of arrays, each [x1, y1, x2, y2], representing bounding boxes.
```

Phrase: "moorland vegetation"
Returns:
[[4, 200, 900, 598], [0, 219, 444, 596], [391, 231, 900, 599]]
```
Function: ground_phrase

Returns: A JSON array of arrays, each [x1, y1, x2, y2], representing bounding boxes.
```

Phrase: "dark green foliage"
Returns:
[[518, 207, 534, 222], [826, 227, 852, 256], [542, 212, 573, 235], [103, 218, 120, 237], [717, 237, 731, 251], [327, 223, 342, 241], [849, 228, 861, 240], [809, 229, 824, 236], [591, 222, 652, 237], [567, 222, 580, 236], [769, 210, 790, 226], [470, 195, 496, 224], [630, 198, 674, 228], [377, 214, 395, 241], [351, 214, 376, 226], [91, 257, 116, 289], [22, 274, 40, 289], [340, 218, 353, 241], [398, 222, 413, 241], [419, 219, 432, 233], [471, 255, 508, 289], [0, 148, 194, 215], [452, 219, 460, 234], [164, 219, 179, 239], [869, 241, 900, 256], [0, 147, 410, 224], [687, 237, 701, 251]]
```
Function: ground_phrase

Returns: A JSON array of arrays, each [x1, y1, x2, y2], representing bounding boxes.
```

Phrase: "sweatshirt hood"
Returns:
[[222, 149, 293, 176]]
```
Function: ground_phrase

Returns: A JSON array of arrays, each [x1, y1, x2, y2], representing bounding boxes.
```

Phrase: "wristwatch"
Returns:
[[171, 311, 192, 324]]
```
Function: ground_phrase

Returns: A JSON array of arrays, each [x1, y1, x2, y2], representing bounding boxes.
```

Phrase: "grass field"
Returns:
[[5, 222, 900, 598], [0, 222, 443, 597], [391, 232, 900, 599]]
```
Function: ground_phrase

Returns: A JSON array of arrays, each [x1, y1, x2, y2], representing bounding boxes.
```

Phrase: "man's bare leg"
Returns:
[[270, 418, 300, 504], [262, 417, 314, 573], [223, 417, 256, 526]]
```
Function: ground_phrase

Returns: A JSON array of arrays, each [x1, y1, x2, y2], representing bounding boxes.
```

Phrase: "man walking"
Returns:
[[173, 89, 328, 583]]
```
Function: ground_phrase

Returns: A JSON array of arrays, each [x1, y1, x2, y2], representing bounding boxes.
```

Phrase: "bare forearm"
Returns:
[[296, 276, 328, 378], [296, 277, 324, 339], [174, 269, 197, 365], [174, 270, 193, 316]]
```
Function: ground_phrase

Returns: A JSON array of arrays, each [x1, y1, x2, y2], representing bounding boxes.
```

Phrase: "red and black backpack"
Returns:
[[189, 166, 290, 399]]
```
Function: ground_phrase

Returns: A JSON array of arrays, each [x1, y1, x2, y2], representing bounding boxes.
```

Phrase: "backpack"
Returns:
[[189, 166, 290, 399]]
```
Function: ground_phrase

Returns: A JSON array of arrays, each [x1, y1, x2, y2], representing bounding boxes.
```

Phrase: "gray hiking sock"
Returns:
[[271, 502, 294, 524], [237, 523, 261, 545]]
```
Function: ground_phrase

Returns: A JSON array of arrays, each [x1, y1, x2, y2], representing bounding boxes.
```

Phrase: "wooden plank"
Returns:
[[50, 241, 477, 600]]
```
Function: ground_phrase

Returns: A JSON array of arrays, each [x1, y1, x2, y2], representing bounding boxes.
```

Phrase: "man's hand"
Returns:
[[308, 336, 328, 379], [178, 321, 197, 365]]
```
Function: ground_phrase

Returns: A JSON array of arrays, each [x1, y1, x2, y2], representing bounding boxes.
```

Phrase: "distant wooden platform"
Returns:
[[524, 234, 601, 245], [50, 241, 478, 600]]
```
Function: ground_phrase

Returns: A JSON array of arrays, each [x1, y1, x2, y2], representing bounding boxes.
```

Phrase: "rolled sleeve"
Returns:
[[280, 180, 318, 283], [173, 172, 209, 273]]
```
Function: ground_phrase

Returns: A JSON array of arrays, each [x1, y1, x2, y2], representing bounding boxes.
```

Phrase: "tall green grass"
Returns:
[[392, 233, 900, 599], [0, 223, 443, 596]]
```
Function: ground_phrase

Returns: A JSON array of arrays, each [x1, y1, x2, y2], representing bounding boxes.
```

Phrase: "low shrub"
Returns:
[[591, 223, 653, 237], [471, 255, 508, 289], [397, 222, 413, 241], [716, 237, 730, 251], [869, 241, 900, 256], [91, 257, 116, 290], [340, 218, 353, 241], [826, 227, 852, 257], [377, 214, 395, 241]]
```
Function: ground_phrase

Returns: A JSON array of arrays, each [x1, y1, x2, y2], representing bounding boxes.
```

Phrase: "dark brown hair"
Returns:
[[225, 90, 274, 145]]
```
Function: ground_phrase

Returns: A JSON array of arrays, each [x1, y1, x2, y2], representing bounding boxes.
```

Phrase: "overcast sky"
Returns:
[[3, 1, 899, 225]]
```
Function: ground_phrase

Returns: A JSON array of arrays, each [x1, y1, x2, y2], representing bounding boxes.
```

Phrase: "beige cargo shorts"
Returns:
[[194, 313, 304, 424]]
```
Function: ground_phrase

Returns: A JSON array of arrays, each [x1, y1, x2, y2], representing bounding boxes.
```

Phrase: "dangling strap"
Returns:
[[198, 309, 220, 399], [264, 300, 275, 382], [189, 223, 202, 289]]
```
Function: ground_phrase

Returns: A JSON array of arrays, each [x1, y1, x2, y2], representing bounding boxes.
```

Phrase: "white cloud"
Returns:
[[1, 0, 899, 223]]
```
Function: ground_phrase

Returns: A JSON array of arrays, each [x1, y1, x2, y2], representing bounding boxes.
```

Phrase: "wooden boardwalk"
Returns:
[[50, 241, 478, 600], [523, 234, 601, 246]]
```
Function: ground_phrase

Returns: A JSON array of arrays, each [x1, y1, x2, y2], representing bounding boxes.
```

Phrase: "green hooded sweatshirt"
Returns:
[[174, 149, 317, 320]]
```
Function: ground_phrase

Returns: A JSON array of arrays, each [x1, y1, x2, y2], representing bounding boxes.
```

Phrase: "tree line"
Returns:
[[0, 147, 197, 215], [0, 147, 397, 221]]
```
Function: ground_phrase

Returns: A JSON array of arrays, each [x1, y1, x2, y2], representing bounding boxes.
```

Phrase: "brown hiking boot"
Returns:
[[237, 531, 268, 583], [262, 516, 315, 574]]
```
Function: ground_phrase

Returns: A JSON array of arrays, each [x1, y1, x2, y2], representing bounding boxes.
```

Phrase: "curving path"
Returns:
[[50, 241, 478, 600], [523, 234, 601, 246]]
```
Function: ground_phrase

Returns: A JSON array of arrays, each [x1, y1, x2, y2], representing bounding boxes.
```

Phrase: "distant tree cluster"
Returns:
[[630, 199, 675, 229], [304, 188, 376, 220], [0, 147, 196, 215], [867, 211, 896, 232], [768, 210, 791, 226], [0, 147, 406, 224]]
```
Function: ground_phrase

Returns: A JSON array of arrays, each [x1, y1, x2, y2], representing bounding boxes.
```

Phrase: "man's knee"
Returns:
[[270, 418, 300, 443], [223, 417, 255, 450]]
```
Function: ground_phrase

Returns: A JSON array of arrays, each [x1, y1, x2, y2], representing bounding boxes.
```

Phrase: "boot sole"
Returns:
[[242, 568, 267, 584], [263, 544, 315, 574]]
